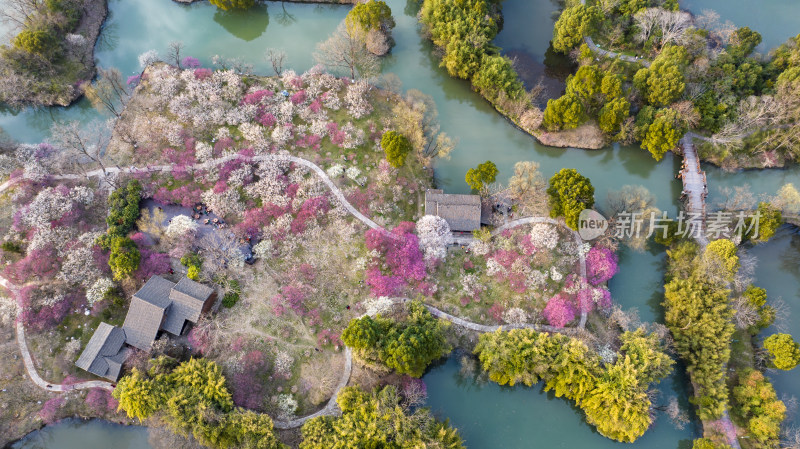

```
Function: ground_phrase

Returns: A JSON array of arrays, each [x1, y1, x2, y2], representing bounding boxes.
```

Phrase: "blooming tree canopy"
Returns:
[[416, 215, 452, 263]]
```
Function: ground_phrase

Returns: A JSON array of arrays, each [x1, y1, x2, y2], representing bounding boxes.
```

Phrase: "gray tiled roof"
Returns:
[[424, 190, 482, 232], [123, 297, 167, 350], [76, 323, 128, 381], [162, 278, 214, 335], [122, 276, 176, 350], [132, 276, 175, 308]]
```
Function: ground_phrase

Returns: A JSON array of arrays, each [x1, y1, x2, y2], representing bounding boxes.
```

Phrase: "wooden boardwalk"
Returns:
[[679, 134, 709, 247], [679, 135, 742, 449]]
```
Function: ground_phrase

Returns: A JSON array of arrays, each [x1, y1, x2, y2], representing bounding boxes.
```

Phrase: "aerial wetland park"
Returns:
[[0, 0, 799, 448]]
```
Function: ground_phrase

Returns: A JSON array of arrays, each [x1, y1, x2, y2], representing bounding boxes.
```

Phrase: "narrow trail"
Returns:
[[0, 153, 591, 428], [583, 36, 652, 67], [681, 134, 741, 449]]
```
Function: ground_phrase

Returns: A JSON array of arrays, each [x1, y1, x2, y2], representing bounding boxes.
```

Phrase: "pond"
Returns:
[[11, 419, 150, 449], [680, 0, 800, 51], [423, 355, 699, 449], [749, 226, 800, 429], [1, 0, 799, 446]]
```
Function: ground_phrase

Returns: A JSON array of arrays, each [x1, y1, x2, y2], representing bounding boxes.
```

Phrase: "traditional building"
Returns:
[[76, 276, 216, 380], [74, 323, 129, 381], [424, 189, 483, 232]]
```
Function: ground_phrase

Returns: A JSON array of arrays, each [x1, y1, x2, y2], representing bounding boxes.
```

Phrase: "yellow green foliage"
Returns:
[[300, 386, 464, 448], [664, 244, 736, 421], [543, 93, 585, 131], [764, 333, 800, 371], [208, 0, 255, 10], [114, 357, 284, 449], [732, 369, 786, 446], [552, 5, 602, 54], [341, 301, 451, 377], [474, 328, 673, 443]]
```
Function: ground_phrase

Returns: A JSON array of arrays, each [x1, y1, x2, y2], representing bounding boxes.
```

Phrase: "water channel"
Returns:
[[3, 0, 799, 447]]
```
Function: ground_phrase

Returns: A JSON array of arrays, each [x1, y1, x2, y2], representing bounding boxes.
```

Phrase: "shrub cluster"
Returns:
[[419, 0, 525, 113], [113, 357, 284, 448], [663, 241, 735, 420], [300, 386, 464, 448], [342, 301, 451, 377], [474, 328, 673, 442]]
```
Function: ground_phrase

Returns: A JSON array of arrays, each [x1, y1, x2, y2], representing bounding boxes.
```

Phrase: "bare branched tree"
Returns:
[[197, 231, 245, 280], [635, 8, 692, 50], [734, 250, 757, 292], [49, 120, 116, 185], [716, 185, 757, 212], [167, 41, 185, 68], [314, 22, 379, 79], [782, 425, 800, 449], [505, 161, 547, 216], [84, 67, 130, 118], [731, 296, 760, 330], [664, 396, 690, 429], [147, 425, 201, 449], [0, 0, 41, 30], [264, 48, 287, 76]]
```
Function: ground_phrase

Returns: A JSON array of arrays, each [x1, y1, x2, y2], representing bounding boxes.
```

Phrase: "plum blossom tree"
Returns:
[[585, 246, 619, 285], [345, 79, 373, 118], [314, 22, 379, 80], [38, 397, 64, 424], [86, 278, 115, 307], [365, 223, 426, 296], [165, 214, 198, 238], [529, 223, 559, 250], [543, 294, 576, 328], [416, 215, 452, 263]]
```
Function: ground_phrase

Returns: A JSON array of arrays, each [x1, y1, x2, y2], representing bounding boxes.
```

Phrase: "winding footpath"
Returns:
[[583, 36, 652, 67], [0, 153, 592, 428]]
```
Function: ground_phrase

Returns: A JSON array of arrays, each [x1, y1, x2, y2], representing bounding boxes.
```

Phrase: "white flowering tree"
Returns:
[[345, 79, 373, 118], [165, 215, 199, 238], [86, 278, 115, 307], [416, 215, 452, 262], [138, 50, 160, 68], [529, 223, 559, 250]]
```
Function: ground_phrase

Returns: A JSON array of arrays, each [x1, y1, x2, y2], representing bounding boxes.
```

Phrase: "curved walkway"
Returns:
[[583, 36, 651, 67], [0, 154, 591, 426], [272, 347, 352, 429], [391, 297, 582, 336], [41, 153, 397, 239]]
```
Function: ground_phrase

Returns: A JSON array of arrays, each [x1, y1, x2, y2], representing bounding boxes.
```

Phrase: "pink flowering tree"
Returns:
[[39, 397, 64, 424], [543, 294, 576, 328], [364, 222, 426, 297], [585, 247, 619, 286], [131, 232, 170, 281], [85, 388, 118, 414], [232, 350, 267, 410], [181, 56, 201, 68]]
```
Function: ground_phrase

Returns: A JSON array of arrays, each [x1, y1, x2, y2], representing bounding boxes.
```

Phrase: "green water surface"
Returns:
[[3, 0, 800, 447]]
